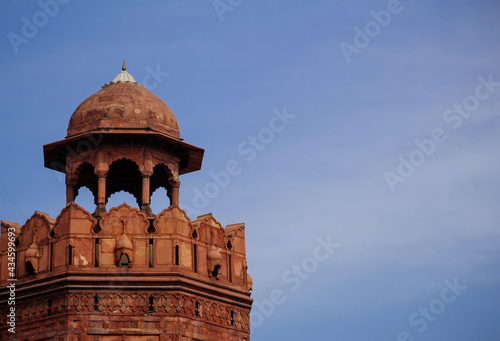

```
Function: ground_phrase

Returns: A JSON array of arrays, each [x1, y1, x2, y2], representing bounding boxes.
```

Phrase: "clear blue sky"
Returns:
[[1, 1, 500, 340]]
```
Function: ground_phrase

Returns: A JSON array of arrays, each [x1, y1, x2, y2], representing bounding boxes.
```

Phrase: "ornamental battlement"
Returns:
[[0, 64, 252, 340]]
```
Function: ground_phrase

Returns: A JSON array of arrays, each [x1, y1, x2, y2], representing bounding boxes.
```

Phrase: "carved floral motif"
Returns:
[[0, 291, 250, 332]]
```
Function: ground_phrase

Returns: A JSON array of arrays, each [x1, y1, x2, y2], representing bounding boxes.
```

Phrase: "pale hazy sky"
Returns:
[[1, 1, 499, 340]]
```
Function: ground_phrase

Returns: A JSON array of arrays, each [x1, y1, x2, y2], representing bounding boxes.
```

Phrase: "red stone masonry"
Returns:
[[0, 67, 252, 340]]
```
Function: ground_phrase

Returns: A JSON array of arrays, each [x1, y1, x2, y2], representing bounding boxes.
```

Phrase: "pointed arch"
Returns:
[[118, 253, 130, 267], [150, 187, 170, 214], [150, 163, 177, 207], [54, 201, 97, 236], [19, 211, 55, 247], [74, 162, 98, 203], [107, 191, 140, 210], [26, 260, 36, 276], [150, 163, 175, 194], [74, 186, 96, 213], [106, 158, 142, 206]]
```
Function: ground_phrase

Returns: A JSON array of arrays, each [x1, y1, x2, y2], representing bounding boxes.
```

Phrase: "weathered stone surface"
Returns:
[[0, 67, 252, 340], [68, 82, 180, 138]]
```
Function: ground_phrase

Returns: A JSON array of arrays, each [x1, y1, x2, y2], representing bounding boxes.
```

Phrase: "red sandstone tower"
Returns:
[[0, 63, 253, 340]]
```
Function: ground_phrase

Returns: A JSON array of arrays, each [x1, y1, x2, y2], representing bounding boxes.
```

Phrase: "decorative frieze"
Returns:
[[0, 291, 250, 332]]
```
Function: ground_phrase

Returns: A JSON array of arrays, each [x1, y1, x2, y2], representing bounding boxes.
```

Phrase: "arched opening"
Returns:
[[149, 238, 154, 268], [148, 295, 155, 312], [25, 261, 36, 276], [49, 242, 54, 271], [193, 243, 198, 273], [228, 253, 232, 282], [211, 264, 221, 279], [93, 295, 99, 312], [118, 253, 130, 267], [74, 186, 96, 213], [74, 163, 97, 204], [107, 190, 140, 210], [174, 245, 180, 266], [150, 164, 174, 209], [150, 187, 170, 214], [68, 245, 73, 265], [94, 238, 100, 267], [47, 298, 52, 316], [106, 158, 142, 207]]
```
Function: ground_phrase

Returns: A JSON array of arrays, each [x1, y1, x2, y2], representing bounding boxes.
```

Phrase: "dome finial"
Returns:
[[103, 61, 137, 87]]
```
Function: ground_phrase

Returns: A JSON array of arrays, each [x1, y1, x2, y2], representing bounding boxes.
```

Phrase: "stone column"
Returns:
[[141, 176, 152, 215], [65, 160, 77, 205], [97, 176, 106, 212], [170, 180, 180, 206], [66, 184, 76, 204], [141, 152, 154, 214]]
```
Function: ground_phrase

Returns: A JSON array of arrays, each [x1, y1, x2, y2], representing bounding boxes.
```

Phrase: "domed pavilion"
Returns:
[[0, 63, 253, 340]]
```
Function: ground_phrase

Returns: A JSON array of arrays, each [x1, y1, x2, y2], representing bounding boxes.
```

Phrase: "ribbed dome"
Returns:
[[67, 66, 180, 138]]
